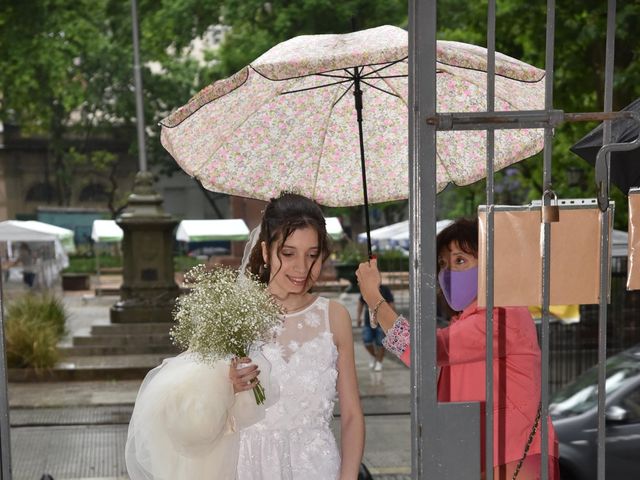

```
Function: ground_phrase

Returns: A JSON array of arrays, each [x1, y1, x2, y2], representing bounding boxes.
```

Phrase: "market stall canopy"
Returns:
[[325, 217, 344, 241], [176, 219, 250, 242], [20, 220, 76, 253], [91, 220, 123, 243], [0, 221, 59, 242], [0, 220, 69, 282], [357, 219, 453, 249]]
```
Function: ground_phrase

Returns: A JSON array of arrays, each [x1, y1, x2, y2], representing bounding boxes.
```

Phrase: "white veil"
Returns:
[[125, 225, 280, 480]]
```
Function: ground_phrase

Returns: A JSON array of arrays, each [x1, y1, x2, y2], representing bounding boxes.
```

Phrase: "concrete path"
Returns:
[[7, 289, 412, 479]]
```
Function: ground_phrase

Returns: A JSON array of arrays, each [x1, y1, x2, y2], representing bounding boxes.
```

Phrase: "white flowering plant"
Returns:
[[171, 265, 283, 404]]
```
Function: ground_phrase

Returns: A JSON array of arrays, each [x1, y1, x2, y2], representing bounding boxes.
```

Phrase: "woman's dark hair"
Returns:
[[247, 192, 331, 284], [436, 217, 478, 270]]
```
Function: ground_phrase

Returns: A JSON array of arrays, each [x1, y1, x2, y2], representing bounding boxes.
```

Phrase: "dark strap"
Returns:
[[511, 403, 542, 480]]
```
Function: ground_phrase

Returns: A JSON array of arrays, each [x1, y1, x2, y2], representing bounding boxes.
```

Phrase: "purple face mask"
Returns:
[[438, 266, 478, 312]]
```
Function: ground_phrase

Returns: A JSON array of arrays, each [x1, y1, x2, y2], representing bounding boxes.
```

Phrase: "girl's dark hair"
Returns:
[[436, 217, 478, 270], [247, 192, 331, 284]]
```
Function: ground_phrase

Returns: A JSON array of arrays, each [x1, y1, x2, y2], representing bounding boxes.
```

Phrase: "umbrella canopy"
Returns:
[[570, 97, 640, 194], [176, 219, 250, 242], [91, 220, 123, 243], [160, 25, 545, 207]]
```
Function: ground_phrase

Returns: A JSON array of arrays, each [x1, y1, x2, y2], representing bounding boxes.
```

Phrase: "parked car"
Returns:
[[550, 344, 640, 480]]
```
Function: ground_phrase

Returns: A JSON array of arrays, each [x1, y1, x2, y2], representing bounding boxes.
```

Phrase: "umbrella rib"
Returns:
[[281, 78, 353, 95], [361, 58, 408, 78], [316, 72, 355, 80], [360, 80, 401, 98], [331, 82, 355, 108], [311, 83, 348, 202]]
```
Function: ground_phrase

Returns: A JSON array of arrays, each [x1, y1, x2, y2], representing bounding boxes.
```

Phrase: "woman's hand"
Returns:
[[356, 259, 383, 306], [229, 357, 260, 394]]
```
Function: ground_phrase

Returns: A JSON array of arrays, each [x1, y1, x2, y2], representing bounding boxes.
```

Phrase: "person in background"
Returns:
[[9, 243, 36, 288], [356, 285, 394, 371]]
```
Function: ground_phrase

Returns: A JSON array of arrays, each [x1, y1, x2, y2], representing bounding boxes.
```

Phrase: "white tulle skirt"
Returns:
[[125, 351, 277, 480]]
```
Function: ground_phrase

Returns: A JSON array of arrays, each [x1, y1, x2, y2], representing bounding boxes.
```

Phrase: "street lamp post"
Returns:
[[110, 1, 179, 325]]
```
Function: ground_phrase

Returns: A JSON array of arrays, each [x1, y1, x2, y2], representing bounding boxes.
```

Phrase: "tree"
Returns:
[[436, 0, 640, 228]]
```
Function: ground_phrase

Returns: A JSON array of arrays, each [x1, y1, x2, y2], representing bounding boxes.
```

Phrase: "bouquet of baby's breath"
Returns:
[[171, 264, 283, 405]]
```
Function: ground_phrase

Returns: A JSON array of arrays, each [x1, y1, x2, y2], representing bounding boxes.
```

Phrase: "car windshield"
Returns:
[[550, 350, 640, 418]]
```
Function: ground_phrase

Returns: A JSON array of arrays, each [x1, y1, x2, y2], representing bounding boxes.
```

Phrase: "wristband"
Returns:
[[369, 297, 386, 328]]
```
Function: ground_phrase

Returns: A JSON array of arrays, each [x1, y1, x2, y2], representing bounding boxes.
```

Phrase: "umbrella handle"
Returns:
[[595, 111, 640, 211]]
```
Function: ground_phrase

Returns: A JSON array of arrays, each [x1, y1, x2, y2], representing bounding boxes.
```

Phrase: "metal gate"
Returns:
[[409, 0, 637, 478]]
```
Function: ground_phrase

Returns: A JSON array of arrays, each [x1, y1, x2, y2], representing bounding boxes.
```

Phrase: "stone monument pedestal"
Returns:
[[110, 171, 179, 324]]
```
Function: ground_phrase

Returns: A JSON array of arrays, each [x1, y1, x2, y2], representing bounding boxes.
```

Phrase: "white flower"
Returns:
[[305, 312, 322, 327]]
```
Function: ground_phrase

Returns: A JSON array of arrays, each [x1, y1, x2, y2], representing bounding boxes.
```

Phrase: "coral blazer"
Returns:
[[383, 302, 558, 470]]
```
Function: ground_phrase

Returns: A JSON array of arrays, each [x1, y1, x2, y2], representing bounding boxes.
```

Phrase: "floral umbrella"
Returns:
[[160, 25, 545, 254]]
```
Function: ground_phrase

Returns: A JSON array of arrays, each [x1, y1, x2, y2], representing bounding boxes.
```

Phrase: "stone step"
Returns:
[[90, 323, 173, 336], [72, 333, 172, 347], [8, 354, 170, 382], [60, 344, 180, 356]]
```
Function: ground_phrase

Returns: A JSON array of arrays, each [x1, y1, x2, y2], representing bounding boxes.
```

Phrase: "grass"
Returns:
[[5, 293, 68, 369]]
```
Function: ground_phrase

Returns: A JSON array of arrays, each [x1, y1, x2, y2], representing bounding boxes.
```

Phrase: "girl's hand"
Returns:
[[229, 357, 260, 394]]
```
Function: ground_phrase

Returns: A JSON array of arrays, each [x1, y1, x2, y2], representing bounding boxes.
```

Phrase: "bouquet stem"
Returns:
[[252, 380, 266, 405]]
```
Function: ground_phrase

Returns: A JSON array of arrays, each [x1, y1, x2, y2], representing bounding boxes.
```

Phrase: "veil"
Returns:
[[125, 226, 280, 480], [239, 224, 261, 277]]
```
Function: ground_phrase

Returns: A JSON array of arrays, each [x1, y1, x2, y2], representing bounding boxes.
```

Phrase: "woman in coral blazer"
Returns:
[[356, 218, 559, 480]]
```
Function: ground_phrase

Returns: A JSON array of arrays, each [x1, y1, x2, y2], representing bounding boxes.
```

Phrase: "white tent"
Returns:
[[21, 220, 76, 253], [325, 217, 344, 241], [91, 220, 123, 243], [0, 220, 69, 288], [357, 219, 453, 250], [176, 219, 250, 242], [90, 220, 123, 295]]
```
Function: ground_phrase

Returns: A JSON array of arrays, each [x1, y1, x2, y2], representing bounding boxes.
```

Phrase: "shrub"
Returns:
[[174, 255, 203, 272], [5, 293, 68, 369], [64, 254, 123, 274], [376, 249, 410, 272]]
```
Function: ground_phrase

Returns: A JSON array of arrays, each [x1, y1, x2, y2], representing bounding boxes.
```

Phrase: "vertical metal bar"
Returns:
[[131, 0, 148, 172], [0, 265, 13, 480], [598, 2, 616, 479], [485, 0, 496, 476], [409, 1, 439, 478], [540, 1, 557, 478]]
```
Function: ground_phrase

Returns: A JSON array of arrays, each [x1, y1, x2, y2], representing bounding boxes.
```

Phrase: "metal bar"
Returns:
[[131, 0, 147, 172], [597, 1, 617, 478], [485, 0, 496, 477], [427, 109, 636, 130], [409, 0, 439, 477], [540, 1, 557, 478], [0, 260, 13, 480]]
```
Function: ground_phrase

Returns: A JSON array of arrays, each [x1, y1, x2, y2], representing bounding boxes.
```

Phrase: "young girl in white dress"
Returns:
[[125, 193, 364, 480], [230, 192, 364, 479]]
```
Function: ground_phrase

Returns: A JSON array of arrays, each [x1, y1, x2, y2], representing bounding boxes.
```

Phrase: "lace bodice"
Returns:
[[236, 296, 341, 479]]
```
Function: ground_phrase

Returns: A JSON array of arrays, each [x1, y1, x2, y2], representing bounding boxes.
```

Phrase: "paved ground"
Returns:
[[6, 283, 412, 479]]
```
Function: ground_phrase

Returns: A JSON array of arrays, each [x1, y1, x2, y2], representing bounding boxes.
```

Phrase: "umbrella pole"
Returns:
[[353, 70, 373, 258]]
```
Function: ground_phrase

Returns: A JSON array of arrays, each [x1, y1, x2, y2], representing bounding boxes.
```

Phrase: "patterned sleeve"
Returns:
[[382, 315, 410, 359]]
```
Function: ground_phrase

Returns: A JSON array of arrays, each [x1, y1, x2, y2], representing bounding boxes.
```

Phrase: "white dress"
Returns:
[[236, 296, 341, 480]]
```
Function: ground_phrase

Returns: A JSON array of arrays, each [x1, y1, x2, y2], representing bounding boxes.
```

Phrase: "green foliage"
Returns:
[[436, 0, 640, 229], [5, 293, 68, 369], [64, 254, 122, 274], [174, 255, 204, 272], [334, 241, 367, 264], [376, 249, 409, 272]]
